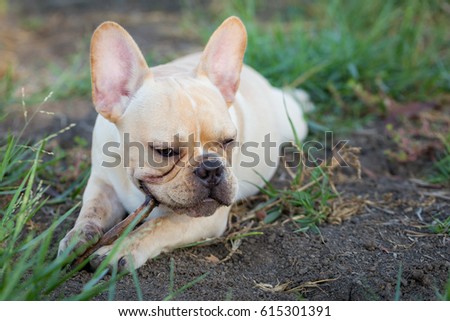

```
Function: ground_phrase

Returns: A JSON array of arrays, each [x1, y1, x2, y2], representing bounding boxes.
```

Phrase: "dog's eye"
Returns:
[[222, 138, 235, 147], [155, 148, 179, 157]]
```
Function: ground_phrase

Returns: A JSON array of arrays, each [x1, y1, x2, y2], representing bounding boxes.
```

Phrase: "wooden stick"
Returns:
[[73, 185, 158, 267]]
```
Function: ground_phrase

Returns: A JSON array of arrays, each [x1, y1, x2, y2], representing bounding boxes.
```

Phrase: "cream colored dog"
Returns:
[[59, 16, 310, 271]]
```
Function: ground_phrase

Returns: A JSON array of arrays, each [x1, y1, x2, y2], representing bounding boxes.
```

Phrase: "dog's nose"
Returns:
[[194, 157, 224, 187]]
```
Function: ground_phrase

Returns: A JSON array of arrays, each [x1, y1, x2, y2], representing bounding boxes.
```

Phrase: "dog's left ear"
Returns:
[[197, 16, 247, 106]]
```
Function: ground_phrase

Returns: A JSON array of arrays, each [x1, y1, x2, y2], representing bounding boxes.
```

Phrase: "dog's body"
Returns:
[[59, 17, 310, 271]]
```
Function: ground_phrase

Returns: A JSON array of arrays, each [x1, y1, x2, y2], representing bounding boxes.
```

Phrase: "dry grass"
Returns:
[[254, 277, 338, 295]]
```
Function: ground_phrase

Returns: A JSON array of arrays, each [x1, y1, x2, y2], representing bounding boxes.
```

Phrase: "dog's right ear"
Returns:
[[90, 22, 149, 122]]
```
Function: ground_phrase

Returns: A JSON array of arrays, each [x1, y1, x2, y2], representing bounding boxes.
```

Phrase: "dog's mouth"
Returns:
[[138, 180, 153, 197], [163, 194, 228, 218], [178, 198, 221, 217], [137, 179, 229, 217]]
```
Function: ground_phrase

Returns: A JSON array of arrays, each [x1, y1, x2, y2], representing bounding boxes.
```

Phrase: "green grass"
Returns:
[[46, 53, 91, 101], [186, 0, 450, 127], [426, 133, 450, 237], [428, 215, 450, 236], [0, 95, 127, 299], [250, 102, 342, 233], [0, 67, 15, 107], [257, 166, 337, 233], [429, 132, 450, 186], [442, 276, 450, 301]]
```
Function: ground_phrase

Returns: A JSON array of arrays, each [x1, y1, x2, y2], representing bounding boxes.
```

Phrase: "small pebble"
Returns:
[[411, 269, 424, 281], [268, 234, 276, 243], [363, 241, 377, 251], [401, 278, 408, 287]]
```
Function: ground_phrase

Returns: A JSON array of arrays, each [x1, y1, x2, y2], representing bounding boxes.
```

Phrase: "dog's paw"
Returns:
[[58, 222, 103, 257], [89, 243, 136, 273]]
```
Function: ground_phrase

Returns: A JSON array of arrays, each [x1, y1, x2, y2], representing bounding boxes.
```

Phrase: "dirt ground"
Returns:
[[2, 2, 449, 300]]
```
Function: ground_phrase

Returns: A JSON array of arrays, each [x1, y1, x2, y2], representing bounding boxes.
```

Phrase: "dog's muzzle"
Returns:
[[194, 154, 224, 188]]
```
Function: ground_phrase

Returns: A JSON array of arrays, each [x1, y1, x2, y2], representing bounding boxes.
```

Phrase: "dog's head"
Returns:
[[90, 17, 247, 217]]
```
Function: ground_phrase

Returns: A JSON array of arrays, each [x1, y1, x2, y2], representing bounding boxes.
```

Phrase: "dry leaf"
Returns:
[[204, 254, 220, 264]]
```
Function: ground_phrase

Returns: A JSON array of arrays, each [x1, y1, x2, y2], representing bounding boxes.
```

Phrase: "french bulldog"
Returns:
[[58, 16, 310, 271]]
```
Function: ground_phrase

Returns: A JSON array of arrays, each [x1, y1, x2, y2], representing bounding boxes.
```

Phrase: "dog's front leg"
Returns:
[[58, 175, 125, 256], [89, 206, 230, 271]]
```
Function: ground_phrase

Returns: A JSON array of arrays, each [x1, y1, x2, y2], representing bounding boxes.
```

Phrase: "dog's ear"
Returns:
[[197, 16, 247, 105], [90, 22, 149, 122]]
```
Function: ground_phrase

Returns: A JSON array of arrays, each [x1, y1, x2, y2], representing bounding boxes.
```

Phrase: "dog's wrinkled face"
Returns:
[[117, 78, 238, 217], [90, 18, 247, 217]]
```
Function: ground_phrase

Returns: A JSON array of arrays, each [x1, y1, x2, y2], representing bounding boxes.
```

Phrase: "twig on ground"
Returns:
[[73, 184, 158, 267]]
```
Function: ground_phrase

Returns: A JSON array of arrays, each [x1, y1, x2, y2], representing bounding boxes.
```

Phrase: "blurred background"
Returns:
[[1, 0, 449, 173], [1, 0, 449, 178], [2, 0, 449, 113]]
